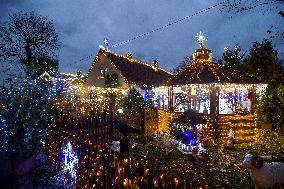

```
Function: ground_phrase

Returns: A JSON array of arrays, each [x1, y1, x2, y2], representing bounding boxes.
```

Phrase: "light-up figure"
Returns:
[[63, 142, 78, 183], [104, 38, 109, 47]]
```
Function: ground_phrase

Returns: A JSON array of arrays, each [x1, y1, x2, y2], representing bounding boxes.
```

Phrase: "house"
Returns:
[[85, 47, 172, 109]]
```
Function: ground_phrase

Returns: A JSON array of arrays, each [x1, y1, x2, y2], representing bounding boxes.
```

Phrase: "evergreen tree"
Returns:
[[243, 39, 283, 84], [222, 45, 245, 71], [122, 88, 145, 114], [105, 74, 119, 88]]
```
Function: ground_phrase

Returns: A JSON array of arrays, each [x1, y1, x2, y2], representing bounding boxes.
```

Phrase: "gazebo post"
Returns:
[[168, 85, 174, 113], [251, 85, 257, 114], [210, 84, 220, 140]]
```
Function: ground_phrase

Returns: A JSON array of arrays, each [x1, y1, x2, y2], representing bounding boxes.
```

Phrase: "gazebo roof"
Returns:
[[169, 48, 263, 85], [169, 61, 262, 85]]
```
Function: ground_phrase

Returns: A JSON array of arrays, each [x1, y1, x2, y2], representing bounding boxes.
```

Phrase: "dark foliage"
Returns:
[[105, 73, 119, 88], [173, 54, 193, 74], [243, 39, 283, 84], [122, 88, 145, 114], [34, 57, 59, 76], [222, 45, 246, 71]]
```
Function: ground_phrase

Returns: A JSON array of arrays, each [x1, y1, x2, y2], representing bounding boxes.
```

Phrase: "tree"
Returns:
[[223, 0, 283, 14], [221, 45, 246, 71], [223, 0, 284, 40], [242, 39, 283, 84], [105, 74, 119, 88], [0, 11, 60, 76], [173, 54, 193, 74], [122, 88, 145, 114], [256, 84, 284, 130], [34, 57, 59, 76], [0, 77, 58, 158]]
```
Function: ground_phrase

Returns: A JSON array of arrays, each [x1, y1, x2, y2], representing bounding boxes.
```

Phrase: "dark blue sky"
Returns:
[[0, 0, 283, 77]]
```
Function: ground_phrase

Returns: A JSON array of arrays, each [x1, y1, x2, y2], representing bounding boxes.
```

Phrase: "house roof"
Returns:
[[88, 48, 172, 87], [169, 61, 263, 85]]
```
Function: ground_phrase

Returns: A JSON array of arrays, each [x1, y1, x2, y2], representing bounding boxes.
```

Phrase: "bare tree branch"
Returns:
[[0, 11, 60, 76], [222, 0, 283, 14]]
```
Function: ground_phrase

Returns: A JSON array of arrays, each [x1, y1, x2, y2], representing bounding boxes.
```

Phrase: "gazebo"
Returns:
[[167, 32, 267, 143]]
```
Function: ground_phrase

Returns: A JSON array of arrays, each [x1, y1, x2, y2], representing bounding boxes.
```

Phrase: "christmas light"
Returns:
[[195, 31, 208, 48], [63, 142, 78, 182]]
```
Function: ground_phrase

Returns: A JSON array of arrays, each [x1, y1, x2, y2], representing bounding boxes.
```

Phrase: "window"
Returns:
[[98, 67, 107, 79], [173, 85, 210, 114], [219, 84, 252, 114]]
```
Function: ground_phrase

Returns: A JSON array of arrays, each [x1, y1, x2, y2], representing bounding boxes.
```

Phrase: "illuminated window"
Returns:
[[219, 84, 252, 114], [173, 85, 210, 114]]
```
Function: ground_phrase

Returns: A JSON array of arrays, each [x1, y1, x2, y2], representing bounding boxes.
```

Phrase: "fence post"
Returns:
[[141, 108, 146, 134]]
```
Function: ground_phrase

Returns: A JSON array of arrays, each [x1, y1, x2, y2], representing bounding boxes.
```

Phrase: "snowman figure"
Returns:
[[110, 141, 120, 153]]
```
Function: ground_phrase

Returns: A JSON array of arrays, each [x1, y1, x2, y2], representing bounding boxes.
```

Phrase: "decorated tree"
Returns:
[[105, 73, 119, 88], [244, 39, 284, 130], [0, 77, 58, 158], [122, 88, 145, 114]]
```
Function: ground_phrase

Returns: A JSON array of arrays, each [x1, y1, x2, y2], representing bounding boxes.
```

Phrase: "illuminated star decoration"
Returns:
[[63, 142, 78, 181], [195, 31, 208, 49], [104, 38, 109, 47]]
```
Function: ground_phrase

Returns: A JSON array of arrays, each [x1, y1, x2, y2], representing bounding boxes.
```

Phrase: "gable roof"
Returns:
[[169, 61, 263, 85], [87, 48, 172, 87]]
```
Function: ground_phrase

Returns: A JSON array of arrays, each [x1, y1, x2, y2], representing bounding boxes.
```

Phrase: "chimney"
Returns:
[[153, 59, 159, 71], [125, 52, 133, 59]]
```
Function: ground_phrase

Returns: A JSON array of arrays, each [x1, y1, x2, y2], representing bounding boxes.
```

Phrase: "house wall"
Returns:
[[85, 54, 128, 88]]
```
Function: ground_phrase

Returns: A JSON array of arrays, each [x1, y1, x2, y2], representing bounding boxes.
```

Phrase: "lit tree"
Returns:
[[122, 88, 145, 114], [0, 11, 60, 76], [0, 77, 58, 158], [257, 84, 284, 130]]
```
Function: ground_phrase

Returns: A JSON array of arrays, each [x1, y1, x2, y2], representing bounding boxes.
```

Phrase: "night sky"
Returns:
[[0, 0, 283, 76]]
